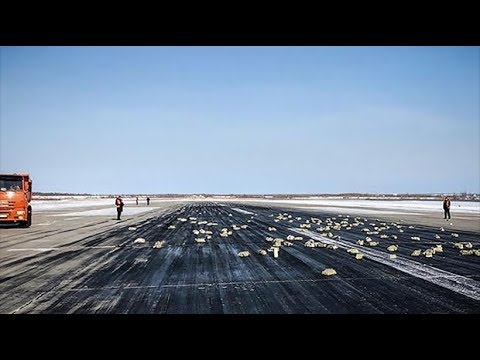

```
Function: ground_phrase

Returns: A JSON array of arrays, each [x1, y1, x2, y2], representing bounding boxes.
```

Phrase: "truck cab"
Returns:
[[0, 173, 33, 227]]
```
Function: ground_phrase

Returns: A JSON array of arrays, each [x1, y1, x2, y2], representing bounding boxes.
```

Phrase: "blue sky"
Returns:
[[1, 46, 479, 194]]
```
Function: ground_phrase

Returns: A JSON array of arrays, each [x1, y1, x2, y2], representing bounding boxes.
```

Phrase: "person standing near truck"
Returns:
[[115, 196, 124, 220]]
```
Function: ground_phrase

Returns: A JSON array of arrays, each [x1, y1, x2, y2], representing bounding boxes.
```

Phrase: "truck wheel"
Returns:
[[26, 206, 32, 227], [19, 207, 32, 228]]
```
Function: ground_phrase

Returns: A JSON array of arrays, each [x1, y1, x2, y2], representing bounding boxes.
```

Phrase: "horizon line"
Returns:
[[32, 192, 479, 196]]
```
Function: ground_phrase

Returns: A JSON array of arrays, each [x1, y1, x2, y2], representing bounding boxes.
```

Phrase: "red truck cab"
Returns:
[[0, 173, 33, 227]]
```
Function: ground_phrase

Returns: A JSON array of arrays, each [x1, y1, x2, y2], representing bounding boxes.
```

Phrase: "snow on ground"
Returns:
[[31, 198, 114, 211], [31, 198, 162, 212], [240, 199, 480, 215], [54, 206, 159, 217]]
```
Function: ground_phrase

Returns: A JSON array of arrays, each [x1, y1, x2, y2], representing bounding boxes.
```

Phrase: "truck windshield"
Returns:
[[0, 177, 23, 192]]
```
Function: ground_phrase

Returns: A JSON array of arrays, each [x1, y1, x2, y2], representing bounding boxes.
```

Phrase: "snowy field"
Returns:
[[53, 206, 158, 217], [269, 200, 480, 214], [31, 198, 160, 216], [31, 198, 114, 211]]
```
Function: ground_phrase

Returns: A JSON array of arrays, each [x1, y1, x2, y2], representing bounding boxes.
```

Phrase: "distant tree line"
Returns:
[[33, 192, 479, 201]]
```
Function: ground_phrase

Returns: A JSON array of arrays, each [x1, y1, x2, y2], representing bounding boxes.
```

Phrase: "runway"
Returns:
[[1, 200, 479, 313]]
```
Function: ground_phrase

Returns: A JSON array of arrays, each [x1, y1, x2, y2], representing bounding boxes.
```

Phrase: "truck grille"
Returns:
[[0, 200, 15, 209]]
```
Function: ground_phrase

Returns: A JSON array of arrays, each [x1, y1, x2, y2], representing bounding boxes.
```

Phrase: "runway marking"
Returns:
[[231, 208, 255, 215], [35, 221, 55, 226], [292, 228, 480, 301]]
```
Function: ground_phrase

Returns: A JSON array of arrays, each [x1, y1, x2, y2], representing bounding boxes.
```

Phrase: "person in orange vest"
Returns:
[[443, 196, 451, 220], [115, 196, 124, 220]]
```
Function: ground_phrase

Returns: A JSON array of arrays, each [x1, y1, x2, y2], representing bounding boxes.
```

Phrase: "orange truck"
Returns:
[[0, 173, 33, 227]]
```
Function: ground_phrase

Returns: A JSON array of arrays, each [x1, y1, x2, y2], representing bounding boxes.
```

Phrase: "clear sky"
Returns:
[[1, 46, 479, 194]]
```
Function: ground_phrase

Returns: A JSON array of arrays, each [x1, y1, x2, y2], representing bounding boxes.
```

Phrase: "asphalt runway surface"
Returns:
[[1, 201, 479, 313]]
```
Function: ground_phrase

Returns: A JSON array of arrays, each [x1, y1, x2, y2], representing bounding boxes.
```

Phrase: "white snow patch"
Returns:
[[32, 199, 115, 211], [31, 197, 179, 212]]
